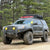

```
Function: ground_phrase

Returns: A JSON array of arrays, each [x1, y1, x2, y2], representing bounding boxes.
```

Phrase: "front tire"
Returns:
[[24, 31, 33, 45], [41, 31, 48, 42], [3, 36, 12, 44]]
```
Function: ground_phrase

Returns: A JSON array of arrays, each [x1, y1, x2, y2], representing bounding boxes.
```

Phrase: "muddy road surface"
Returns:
[[0, 37, 50, 50]]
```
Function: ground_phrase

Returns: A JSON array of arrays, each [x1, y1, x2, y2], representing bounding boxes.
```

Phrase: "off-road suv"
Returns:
[[2, 14, 49, 45]]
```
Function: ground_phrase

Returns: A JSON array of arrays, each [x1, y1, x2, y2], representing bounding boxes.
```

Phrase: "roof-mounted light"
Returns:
[[20, 14, 43, 19], [21, 16, 34, 18]]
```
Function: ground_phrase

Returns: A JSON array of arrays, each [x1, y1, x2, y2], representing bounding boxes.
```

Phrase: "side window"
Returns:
[[41, 20, 47, 26], [41, 20, 48, 28], [37, 20, 42, 25]]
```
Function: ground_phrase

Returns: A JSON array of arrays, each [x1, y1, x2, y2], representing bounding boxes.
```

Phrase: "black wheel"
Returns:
[[24, 31, 33, 45], [3, 36, 12, 44], [41, 31, 48, 42]]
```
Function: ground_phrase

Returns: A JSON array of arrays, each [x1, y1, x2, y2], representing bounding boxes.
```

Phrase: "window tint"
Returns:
[[14, 20, 31, 24], [15, 20, 24, 24]]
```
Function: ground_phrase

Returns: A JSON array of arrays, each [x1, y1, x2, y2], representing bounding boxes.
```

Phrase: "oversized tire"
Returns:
[[3, 35, 12, 44], [41, 31, 48, 42], [24, 31, 33, 45]]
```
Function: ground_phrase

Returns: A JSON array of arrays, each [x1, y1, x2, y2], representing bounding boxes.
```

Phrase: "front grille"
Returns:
[[7, 30, 15, 33], [6, 26, 16, 33], [7, 26, 17, 31], [7, 26, 13, 31]]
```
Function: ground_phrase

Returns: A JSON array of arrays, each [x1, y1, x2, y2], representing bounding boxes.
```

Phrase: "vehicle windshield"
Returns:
[[14, 20, 31, 24]]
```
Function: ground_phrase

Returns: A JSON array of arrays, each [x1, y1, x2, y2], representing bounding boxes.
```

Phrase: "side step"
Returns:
[[34, 35, 43, 38]]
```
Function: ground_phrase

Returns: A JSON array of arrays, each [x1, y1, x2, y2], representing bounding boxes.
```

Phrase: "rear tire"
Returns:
[[24, 31, 33, 45], [41, 31, 48, 42]]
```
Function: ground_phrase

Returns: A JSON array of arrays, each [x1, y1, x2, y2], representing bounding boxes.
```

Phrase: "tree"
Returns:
[[22, 0, 47, 15], [12, 0, 25, 21]]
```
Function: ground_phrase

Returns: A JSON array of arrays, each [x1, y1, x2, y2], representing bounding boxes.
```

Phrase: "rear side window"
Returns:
[[33, 19, 42, 25], [41, 20, 48, 29], [41, 20, 47, 25]]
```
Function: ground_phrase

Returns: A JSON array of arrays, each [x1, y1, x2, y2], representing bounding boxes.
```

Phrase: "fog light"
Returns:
[[18, 30, 20, 32], [13, 27, 15, 30], [5, 27, 8, 30]]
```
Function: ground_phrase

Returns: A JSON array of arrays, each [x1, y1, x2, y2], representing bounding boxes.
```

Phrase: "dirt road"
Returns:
[[0, 37, 50, 50]]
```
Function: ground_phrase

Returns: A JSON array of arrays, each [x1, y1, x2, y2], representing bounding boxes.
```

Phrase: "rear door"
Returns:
[[37, 20, 43, 34], [32, 19, 39, 34], [33, 19, 43, 35]]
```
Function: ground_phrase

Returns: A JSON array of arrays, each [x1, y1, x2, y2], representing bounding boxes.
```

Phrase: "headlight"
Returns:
[[12, 27, 15, 30], [5, 27, 8, 30]]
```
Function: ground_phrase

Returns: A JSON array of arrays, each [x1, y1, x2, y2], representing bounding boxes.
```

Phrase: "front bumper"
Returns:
[[3, 29, 26, 38], [6, 33, 17, 38]]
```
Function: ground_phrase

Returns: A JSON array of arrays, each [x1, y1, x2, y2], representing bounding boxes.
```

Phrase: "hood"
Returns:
[[6, 24, 26, 29], [7, 24, 31, 29], [7, 24, 26, 27], [3, 24, 31, 30]]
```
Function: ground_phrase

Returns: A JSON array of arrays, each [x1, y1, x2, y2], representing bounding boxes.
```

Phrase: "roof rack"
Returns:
[[20, 14, 43, 19]]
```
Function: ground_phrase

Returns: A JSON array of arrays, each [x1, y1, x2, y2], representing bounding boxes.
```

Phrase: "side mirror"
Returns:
[[31, 21, 33, 24], [33, 23, 38, 25], [31, 21, 38, 25]]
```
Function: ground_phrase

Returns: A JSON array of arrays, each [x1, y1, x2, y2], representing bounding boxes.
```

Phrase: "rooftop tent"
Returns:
[[21, 14, 43, 19]]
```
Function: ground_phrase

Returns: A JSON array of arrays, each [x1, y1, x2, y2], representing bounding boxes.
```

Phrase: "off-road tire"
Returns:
[[24, 31, 33, 45], [41, 31, 48, 42], [3, 35, 12, 44]]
